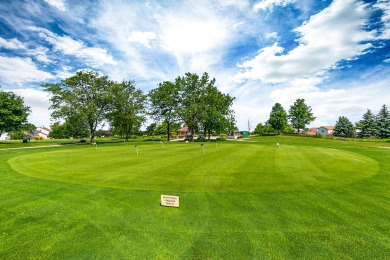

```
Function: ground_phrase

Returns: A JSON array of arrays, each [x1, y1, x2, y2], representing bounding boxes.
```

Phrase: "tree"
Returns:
[[288, 99, 315, 134], [145, 123, 157, 136], [376, 104, 390, 138], [358, 109, 377, 138], [268, 103, 288, 135], [177, 72, 235, 141], [177, 73, 204, 140], [0, 88, 31, 135], [8, 123, 36, 141], [148, 81, 180, 141], [44, 70, 111, 143], [106, 81, 147, 142], [198, 82, 235, 140], [156, 121, 181, 136], [253, 122, 275, 135], [334, 116, 354, 138], [49, 122, 70, 139]]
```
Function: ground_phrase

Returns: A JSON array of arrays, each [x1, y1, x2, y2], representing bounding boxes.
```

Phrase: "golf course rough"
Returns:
[[8, 142, 379, 192]]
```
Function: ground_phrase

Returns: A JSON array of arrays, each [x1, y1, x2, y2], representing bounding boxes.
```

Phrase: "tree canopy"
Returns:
[[376, 105, 390, 138], [288, 99, 315, 134], [148, 81, 180, 141], [44, 70, 112, 143], [334, 116, 354, 138], [107, 81, 146, 141], [268, 103, 288, 135], [0, 88, 31, 135], [358, 109, 377, 138]]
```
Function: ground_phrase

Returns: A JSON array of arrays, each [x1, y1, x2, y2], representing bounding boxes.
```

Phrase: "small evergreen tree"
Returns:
[[334, 116, 355, 138], [376, 104, 390, 138], [359, 109, 377, 138]]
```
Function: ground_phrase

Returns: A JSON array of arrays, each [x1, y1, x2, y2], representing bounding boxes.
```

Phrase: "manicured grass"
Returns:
[[1, 136, 390, 258]]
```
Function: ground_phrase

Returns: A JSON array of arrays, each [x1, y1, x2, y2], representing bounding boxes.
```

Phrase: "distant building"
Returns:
[[36, 126, 51, 139], [0, 133, 10, 140], [177, 126, 191, 139], [305, 127, 318, 135], [317, 126, 334, 136]]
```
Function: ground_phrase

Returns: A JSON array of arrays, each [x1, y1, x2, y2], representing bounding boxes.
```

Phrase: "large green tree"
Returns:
[[334, 116, 355, 138], [177, 72, 235, 140], [107, 81, 147, 142], [0, 88, 31, 135], [199, 83, 235, 140], [176, 73, 204, 140], [148, 81, 180, 141], [44, 70, 111, 143], [268, 103, 288, 135], [376, 104, 390, 138], [288, 99, 315, 134], [358, 109, 377, 138]]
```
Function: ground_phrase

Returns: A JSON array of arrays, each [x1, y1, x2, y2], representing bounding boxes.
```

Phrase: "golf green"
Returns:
[[8, 142, 379, 192]]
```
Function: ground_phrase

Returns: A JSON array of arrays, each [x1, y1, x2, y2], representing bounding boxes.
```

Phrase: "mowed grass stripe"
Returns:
[[8, 142, 379, 192]]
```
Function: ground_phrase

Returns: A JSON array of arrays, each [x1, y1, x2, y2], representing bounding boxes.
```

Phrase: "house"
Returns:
[[306, 127, 318, 135], [317, 126, 334, 136], [36, 126, 51, 139], [177, 126, 191, 138]]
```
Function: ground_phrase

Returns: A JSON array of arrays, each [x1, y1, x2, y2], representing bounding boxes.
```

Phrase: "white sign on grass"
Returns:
[[161, 195, 179, 208]]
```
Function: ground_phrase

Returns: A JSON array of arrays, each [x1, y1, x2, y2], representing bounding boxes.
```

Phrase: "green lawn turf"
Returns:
[[1, 136, 390, 258]]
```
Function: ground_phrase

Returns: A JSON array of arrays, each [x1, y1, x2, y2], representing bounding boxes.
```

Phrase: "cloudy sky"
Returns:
[[1, 0, 389, 130]]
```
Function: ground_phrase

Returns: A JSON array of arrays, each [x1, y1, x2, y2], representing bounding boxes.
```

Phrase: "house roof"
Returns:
[[177, 126, 189, 132], [320, 126, 334, 130]]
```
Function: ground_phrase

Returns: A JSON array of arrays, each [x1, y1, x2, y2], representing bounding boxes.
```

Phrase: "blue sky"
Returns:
[[0, 0, 389, 130]]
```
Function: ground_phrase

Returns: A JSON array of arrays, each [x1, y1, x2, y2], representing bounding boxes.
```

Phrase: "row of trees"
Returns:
[[334, 105, 390, 138], [254, 99, 316, 135], [149, 72, 235, 141], [44, 70, 235, 143]]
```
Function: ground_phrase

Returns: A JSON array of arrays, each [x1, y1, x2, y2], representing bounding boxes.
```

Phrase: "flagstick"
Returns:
[[201, 144, 205, 155], [135, 145, 138, 156]]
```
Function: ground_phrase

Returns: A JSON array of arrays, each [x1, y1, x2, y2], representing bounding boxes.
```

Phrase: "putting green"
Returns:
[[8, 142, 379, 192]]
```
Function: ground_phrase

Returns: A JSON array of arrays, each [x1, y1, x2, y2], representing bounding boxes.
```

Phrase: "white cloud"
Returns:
[[0, 56, 54, 86], [253, 0, 296, 12], [160, 15, 228, 56], [236, 0, 374, 84], [0, 37, 26, 50], [127, 31, 157, 48], [265, 32, 279, 39], [43, 0, 66, 11], [374, 0, 390, 39], [32, 27, 117, 67], [27, 46, 52, 63]]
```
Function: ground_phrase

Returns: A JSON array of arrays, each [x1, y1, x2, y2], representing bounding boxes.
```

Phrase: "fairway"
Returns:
[[8, 142, 378, 192], [1, 137, 390, 259]]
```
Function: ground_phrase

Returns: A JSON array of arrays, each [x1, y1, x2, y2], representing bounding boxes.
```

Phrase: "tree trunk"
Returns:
[[208, 129, 211, 141], [167, 121, 170, 141]]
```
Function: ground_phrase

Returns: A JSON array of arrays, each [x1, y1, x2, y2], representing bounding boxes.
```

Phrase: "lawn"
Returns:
[[1, 136, 390, 258]]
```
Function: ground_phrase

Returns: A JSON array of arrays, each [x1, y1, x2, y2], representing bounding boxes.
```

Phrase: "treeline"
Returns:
[[333, 105, 390, 138], [44, 70, 235, 142], [253, 99, 316, 135]]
